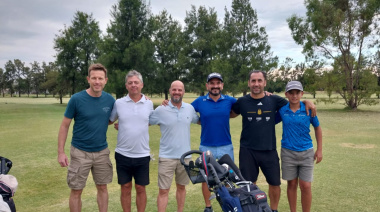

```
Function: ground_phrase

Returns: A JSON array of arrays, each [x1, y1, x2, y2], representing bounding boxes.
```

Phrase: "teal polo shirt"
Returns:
[[278, 102, 320, 151]]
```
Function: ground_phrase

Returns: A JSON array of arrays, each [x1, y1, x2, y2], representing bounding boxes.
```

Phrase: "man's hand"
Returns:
[[303, 100, 317, 117], [58, 153, 69, 167], [264, 91, 273, 96], [314, 149, 323, 164], [114, 123, 119, 131], [161, 99, 169, 106]]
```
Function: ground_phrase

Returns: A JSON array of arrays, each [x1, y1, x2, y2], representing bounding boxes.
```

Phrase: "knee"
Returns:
[[176, 184, 186, 192], [71, 189, 83, 197], [121, 183, 132, 194], [299, 181, 311, 191], [159, 188, 170, 196], [96, 184, 107, 192], [135, 184, 146, 194]]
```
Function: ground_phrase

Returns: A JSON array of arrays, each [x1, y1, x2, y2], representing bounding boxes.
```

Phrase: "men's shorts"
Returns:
[[157, 158, 190, 189], [199, 144, 234, 161], [115, 152, 150, 186], [239, 147, 281, 186], [281, 148, 314, 182], [67, 146, 113, 190]]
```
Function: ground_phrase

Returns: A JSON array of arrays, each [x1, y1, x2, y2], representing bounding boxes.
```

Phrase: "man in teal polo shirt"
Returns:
[[149, 80, 199, 212]]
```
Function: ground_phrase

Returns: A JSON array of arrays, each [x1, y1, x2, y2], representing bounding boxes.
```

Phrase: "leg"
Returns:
[[120, 182, 132, 212], [268, 185, 281, 211], [299, 180, 312, 212], [69, 189, 83, 212], [157, 188, 170, 212], [176, 183, 186, 212], [287, 179, 298, 212], [96, 184, 108, 212], [135, 184, 147, 212], [202, 182, 212, 207]]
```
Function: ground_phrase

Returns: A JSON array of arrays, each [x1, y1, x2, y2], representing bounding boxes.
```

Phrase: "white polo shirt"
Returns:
[[110, 94, 153, 158]]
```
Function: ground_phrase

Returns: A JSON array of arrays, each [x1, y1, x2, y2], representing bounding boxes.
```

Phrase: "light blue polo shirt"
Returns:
[[149, 101, 199, 159], [278, 102, 320, 152], [191, 94, 237, 146]]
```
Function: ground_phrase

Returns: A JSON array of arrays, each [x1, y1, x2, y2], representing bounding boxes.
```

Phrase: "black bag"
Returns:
[[229, 184, 272, 212]]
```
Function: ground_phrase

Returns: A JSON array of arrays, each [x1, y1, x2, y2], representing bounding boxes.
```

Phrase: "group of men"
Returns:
[[58, 63, 322, 212]]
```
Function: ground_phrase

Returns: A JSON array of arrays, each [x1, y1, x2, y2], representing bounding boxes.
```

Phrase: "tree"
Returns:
[[288, 0, 380, 109], [182, 5, 222, 95], [100, 0, 155, 98], [151, 10, 184, 99], [223, 0, 278, 95], [30, 61, 44, 97], [54, 11, 102, 95], [301, 68, 320, 98]]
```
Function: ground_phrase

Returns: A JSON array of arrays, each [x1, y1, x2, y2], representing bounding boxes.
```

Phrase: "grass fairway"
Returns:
[[0, 95, 379, 212]]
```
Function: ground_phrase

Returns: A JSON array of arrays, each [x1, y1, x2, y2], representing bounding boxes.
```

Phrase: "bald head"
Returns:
[[170, 80, 185, 104]]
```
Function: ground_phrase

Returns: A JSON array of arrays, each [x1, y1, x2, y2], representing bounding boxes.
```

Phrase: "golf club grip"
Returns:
[[207, 163, 221, 185], [218, 154, 245, 181]]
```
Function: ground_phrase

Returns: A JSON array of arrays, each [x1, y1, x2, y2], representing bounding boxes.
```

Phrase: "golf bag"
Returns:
[[0, 157, 17, 212], [180, 150, 271, 212]]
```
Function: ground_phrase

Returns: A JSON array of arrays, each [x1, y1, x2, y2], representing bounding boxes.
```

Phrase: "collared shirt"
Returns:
[[109, 94, 153, 158], [149, 101, 199, 159], [278, 102, 320, 151], [191, 94, 237, 146], [65, 90, 115, 152]]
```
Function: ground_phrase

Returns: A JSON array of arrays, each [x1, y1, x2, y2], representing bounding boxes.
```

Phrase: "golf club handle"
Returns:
[[180, 150, 203, 166], [207, 163, 221, 185]]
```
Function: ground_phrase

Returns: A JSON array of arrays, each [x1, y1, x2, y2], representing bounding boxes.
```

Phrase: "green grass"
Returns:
[[0, 95, 379, 212]]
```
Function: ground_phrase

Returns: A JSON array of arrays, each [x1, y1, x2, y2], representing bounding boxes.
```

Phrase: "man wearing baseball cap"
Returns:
[[277, 81, 322, 212]]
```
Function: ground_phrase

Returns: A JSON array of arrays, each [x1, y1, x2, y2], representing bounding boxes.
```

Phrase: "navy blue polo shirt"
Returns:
[[191, 94, 237, 146]]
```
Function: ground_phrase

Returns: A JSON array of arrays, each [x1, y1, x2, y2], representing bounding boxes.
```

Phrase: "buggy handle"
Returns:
[[180, 150, 203, 166]]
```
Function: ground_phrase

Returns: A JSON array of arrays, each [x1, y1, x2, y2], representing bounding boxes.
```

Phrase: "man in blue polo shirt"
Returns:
[[277, 81, 322, 212], [191, 73, 237, 212], [149, 80, 199, 212]]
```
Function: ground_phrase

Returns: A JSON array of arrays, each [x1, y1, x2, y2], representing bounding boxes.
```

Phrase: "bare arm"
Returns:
[[314, 126, 323, 164], [58, 117, 72, 167], [302, 100, 317, 117], [230, 110, 239, 118]]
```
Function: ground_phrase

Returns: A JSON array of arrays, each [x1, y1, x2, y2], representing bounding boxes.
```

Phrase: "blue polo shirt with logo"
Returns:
[[278, 102, 320, 152], [191, 94, 237, 146]]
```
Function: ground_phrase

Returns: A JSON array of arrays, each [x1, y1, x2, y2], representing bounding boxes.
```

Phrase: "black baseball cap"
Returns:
[[207, 72, 223, 82]]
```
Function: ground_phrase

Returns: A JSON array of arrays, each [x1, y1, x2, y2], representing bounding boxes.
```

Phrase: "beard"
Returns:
[[171, 96, 182, 103], [208, 88, 221, 96]]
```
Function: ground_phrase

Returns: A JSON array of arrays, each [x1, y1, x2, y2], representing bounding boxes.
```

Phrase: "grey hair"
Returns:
[[125, 70, 143, 83]]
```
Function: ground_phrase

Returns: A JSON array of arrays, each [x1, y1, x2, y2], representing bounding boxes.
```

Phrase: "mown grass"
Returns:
[[0, 94, 379, 212]]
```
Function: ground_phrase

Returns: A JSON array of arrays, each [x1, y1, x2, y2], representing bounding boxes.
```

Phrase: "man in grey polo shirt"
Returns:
[[149, 80, 199, 212]]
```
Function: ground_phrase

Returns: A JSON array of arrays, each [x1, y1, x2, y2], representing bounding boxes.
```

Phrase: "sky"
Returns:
[[0, 0, 308, 70]]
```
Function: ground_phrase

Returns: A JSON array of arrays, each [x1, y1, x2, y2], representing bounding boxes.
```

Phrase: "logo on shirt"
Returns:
[[258, 108, 262, 115], [256, 117, 262, 122], [248, 117, 252, 122], [257, 102, 263, 105], [103, 107, 110, 113], [266, 117, 270, 121]]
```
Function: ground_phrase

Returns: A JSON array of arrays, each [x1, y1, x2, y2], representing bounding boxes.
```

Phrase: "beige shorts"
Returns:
[[158, 158, 190, 189], [67, 146, 113, 190]]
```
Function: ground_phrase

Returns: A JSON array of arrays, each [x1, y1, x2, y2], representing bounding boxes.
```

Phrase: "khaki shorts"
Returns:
[[67, 146, 113, 190], [158, 158, 190, 189]]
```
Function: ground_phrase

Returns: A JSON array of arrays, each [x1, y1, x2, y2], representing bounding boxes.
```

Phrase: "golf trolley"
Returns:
[[180, 150, 271, 212], [0, 156, 17, 212]]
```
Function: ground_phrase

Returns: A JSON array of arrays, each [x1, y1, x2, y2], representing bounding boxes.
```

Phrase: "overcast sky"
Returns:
[[0, 0, 307, 70]]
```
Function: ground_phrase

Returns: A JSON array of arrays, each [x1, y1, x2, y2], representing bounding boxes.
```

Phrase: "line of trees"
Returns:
[[1, 0, 379, 109]]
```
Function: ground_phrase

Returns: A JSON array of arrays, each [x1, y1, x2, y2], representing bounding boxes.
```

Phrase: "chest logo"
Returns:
[[266, 117, 270, 121], [258, 108, 262, 115], [248, 117, 252, 122], [103, 107, 110, 113], [257, 102, 263, 105]]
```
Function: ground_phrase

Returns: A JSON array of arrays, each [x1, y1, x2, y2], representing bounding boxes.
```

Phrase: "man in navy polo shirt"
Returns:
[[191, 72, 237, 212]]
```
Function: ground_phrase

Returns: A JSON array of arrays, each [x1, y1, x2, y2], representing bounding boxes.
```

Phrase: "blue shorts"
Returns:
[[199, 144, 234, 161]]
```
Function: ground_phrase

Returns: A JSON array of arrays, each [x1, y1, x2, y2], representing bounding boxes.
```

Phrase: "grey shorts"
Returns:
[[67, 146, 113, 190], [158, 158, 190, 189], [281, 148, 314, 182]]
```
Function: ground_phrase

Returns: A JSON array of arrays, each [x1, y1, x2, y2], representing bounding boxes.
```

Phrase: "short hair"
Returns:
[[125, 70, 143, 83], [88, 63, 107, 77], [248, 70, 267, 80]]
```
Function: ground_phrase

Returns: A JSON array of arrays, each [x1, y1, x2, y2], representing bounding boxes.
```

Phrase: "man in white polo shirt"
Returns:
[[109, 70, 153, 212], [149, 80, 199, 212]]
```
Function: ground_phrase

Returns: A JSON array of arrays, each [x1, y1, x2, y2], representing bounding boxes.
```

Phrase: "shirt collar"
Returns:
[[125, 94, 146, 103], [206, 93, 225, 101]]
